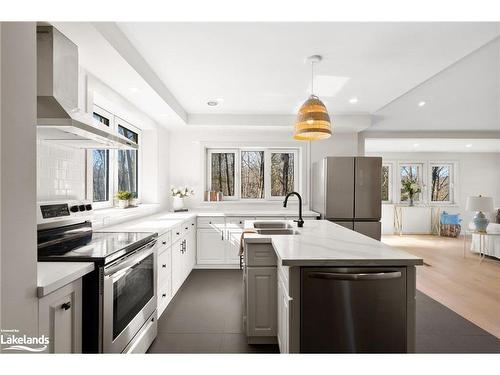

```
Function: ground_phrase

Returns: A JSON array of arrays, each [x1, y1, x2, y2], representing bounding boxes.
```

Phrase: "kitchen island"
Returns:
[[242, 220, 423, 353]]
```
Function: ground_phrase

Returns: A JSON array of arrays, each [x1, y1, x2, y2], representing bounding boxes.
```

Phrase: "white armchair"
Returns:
[[470, 221, 500, 260]]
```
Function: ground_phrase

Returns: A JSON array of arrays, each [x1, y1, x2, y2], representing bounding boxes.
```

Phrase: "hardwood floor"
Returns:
[[382, 234, 500, 338]]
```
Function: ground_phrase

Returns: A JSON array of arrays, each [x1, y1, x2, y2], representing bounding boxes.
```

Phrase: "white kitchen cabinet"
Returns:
[[171, 237, 185, 295], [38, 279, 82, 353], [157, 245, 172, 317], [225, 228, 243, 264], [246, 266, 277, 339], [277, 270, 292, 353], [197, 228, 226, 264]]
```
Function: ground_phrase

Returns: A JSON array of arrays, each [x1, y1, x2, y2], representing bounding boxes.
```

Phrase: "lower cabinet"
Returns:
[[277, 271, 291, 353], [226, 229, 243, 264], [246, 267, 277, 340], [38, 279, 82, 353], [197, 228, 226, 264], [158, 245, 173, 317]]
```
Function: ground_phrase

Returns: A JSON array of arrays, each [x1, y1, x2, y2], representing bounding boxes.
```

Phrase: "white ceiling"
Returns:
[[117, 22, 500, 116], [365, 138, 500, 153]]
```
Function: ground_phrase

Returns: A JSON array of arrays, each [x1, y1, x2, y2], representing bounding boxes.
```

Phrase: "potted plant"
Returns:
[[401, 178, 421, 206], [171, 185, 194, 211], [116, 191, 132, 209], [129, 192, 138, 207]]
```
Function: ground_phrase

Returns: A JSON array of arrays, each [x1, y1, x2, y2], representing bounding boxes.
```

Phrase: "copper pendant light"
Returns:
[[293, 55, 332, 141]]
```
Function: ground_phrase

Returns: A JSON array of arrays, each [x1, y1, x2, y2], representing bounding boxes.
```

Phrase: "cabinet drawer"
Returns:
[[226, 216, 255, 228], [171, 225, 182, 243], [197, 216, 225, 228], [245, 243, 277, 267], [157, 231, 172, 249]]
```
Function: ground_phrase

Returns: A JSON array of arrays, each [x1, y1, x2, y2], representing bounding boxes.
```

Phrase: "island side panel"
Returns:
[[288, 266, 301, 353], [406, 265, 417, 353]]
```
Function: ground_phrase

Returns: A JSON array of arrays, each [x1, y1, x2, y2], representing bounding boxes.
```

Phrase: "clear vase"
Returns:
[[409, 198, 414, 207], [172, 196, 184, 211]]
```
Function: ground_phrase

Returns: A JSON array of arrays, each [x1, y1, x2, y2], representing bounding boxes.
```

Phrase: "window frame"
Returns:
[[397, 162, 425, 204], [206, 147, 300, 201], [206, 149, 240, 201], [115, 117, 141, 202], [428, 162, 455, 205], [266, 149, 299, 200], [86, 107, 142, 209], [381, 162, 394, 204]]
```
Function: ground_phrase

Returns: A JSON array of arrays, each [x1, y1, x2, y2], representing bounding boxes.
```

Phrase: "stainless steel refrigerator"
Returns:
[[312, 157, 382, 240]]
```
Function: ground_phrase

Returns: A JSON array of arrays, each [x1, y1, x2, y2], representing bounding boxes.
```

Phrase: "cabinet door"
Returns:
[[158, 247, 172, 317], [38, 279, 82, 353], [225, 229, 243, 264], [188, 227, 197, 270], [171, 239, 184, 296], [277, 274, 290, 353], [196, 228, 225, 264], [246, 267, 277, 337]]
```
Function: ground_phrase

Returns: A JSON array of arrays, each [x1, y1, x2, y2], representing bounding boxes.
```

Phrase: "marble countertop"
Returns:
[[37, 262, 94, 297], [98, 209, 319, 235], [243, 220, 423, 267]]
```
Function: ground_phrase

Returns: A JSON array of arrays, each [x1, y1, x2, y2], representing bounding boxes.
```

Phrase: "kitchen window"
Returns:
[[92, 150, 110, 202], [206, 148, 299, 200], [117, 124, 139, 197], [87, 107, 141, 208]]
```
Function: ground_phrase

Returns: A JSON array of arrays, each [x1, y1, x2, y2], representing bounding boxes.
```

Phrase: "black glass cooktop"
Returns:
[[38, 224, 157, 265]]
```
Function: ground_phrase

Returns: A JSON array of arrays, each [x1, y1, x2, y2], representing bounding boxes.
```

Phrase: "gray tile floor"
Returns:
[[147, 269, 500, 354]]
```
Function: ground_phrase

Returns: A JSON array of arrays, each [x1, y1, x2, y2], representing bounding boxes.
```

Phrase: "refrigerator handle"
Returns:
[[308, 271, 402, 281]]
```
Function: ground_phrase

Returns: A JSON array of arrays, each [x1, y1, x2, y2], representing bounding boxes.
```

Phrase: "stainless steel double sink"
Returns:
[[252, 221, 299, 235]]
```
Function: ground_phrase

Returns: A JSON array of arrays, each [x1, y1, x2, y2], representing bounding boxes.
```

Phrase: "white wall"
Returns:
[[168, 127, 359, 209], [367, 151, 500, 232], [1, 22, 38, 338]]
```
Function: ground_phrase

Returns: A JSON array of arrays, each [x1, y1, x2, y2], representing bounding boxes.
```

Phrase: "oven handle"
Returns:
[[104, 240, 156, 276]]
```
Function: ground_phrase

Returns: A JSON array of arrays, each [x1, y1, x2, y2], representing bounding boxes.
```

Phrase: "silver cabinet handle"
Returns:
[[222, 231, 224, 241], [308, 271, 402, 281]]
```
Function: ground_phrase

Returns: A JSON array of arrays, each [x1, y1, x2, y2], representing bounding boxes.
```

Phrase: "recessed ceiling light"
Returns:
[[349, 97, 358, 104], [207, 98, 224, 107], [418, 101, 426, 107], [465, 144, 472, 148], [413, 143, 420, 147]]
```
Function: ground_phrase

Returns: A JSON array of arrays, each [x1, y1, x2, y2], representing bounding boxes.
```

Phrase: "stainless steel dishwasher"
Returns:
[[300, 267, 407, 353]]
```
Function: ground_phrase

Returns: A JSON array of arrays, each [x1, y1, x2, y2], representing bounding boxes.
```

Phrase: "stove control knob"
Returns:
[[85, 204, 92, 211], [78, 205, 85, 212], [70, 205, 79, 213]]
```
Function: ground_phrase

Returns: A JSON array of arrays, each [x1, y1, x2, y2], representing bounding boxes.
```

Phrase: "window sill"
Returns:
[[92, 204, 161, 229]]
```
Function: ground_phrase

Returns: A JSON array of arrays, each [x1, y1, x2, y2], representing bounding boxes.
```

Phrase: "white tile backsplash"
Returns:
[[37, 140, 86, 201]]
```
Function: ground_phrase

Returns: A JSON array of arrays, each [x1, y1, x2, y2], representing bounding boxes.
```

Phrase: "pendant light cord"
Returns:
[[311, 60, 315, 96]]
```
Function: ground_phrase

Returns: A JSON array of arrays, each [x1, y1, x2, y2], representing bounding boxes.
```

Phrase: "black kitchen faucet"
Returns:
[[283, 191, 304, 227]]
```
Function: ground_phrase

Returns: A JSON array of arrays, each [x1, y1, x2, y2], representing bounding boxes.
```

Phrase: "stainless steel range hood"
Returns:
[[37, 26, 137, 150]]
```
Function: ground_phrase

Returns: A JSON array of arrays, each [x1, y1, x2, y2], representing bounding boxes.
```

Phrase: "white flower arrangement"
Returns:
[[170, 185, 194, 198]]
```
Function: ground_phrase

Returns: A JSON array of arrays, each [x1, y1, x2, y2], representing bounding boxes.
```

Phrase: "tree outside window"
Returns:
[[271, 152, 294, 196], [431, 165, 451, 202], [211, 153, 235, 197], [400, 165, 421, 201], [241, 151, 265, 199], [381, 165, 391, 202], [92, 150, 109, 202]]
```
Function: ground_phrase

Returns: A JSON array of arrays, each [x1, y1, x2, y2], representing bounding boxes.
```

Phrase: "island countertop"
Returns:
[[243, 220, 423, 267]]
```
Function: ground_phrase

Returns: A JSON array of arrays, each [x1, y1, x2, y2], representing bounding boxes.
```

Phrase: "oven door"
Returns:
[[102, 240, 157, 353]]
